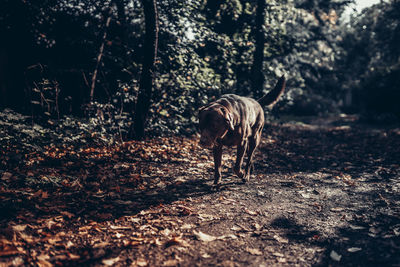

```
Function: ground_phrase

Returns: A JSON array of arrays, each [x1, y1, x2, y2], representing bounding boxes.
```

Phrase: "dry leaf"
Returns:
[[93, 241, 110, 248], [244, 208, 258, 216], [115, 232, 124, 238], [230, 225, 242, 232], [135, 258, 148, 266], [110, 225, 131, 230], [1, 172, 12, 181], [163, 259, 179, 266], [65, 240, 74, 248], [102, 256, 120, 266], [45, 219, 57, 230], [181, 224, 194, 230], [349, 224, 366, 230], [165, 236, 183, 247], [12, 224, 27, 232], [273, 234, 288, 244], [37, 259, 52, 267], [19, 232, 34, 243], [67, 252, 80, 260], [245, 247, 263, 255], [330, 207, 345, 212], [273, 252, 284, 257], [37, 254, 52, 267], [60, 211, 74, 219], [123, 240, 141, 247], [0, 245, 21, 256], [347, 247, 362, 253], [41, 191, 49, 199], [193, 230, 217, 242], [330, 250, 342, 262], [47, 236, 62, 245]]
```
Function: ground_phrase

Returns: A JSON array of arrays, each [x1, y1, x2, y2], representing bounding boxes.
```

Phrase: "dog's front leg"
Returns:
[[213, 144, 223, 184], [234, 141, 247, 179]]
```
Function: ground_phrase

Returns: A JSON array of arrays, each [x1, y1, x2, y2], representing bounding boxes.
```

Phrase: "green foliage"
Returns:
[[338, 0, 400, 119], [3, 0, 399, 137]]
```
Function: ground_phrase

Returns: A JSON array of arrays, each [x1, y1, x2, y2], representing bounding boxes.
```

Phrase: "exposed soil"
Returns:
[[1, 115, 400, 266]]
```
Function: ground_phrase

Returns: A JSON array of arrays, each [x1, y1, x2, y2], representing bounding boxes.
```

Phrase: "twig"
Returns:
[[90, 13, 112, 102]]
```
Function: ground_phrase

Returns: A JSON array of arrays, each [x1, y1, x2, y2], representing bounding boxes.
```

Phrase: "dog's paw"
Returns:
[[211, 183, 222, 191], [241, 174, 250, 184], [213, 176, 221, 185], [234, 168, 245, 179]]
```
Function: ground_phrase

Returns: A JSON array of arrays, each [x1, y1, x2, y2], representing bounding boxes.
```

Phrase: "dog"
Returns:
[[198, 75, 286, 185]]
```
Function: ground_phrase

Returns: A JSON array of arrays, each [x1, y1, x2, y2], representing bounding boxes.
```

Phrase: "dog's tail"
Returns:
[[257, 75, 286, 107]]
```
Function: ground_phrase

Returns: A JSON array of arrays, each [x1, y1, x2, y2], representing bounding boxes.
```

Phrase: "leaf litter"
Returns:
[[1, 113, 400, 266]]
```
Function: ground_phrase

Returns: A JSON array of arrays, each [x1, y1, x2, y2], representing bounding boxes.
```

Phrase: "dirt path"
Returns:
[[1, 116, 400, 266]]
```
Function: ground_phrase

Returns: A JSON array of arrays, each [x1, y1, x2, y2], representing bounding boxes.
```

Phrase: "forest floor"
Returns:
[[1, 113, 400, 266]]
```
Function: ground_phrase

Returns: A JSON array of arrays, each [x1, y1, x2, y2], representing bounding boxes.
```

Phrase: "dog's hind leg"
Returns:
[[234, 140, 247, 180], [243, 132, 261, 182]]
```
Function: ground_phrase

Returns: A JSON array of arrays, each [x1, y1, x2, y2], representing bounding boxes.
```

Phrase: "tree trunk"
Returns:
[[251, 0, 266, 99], [132, 0, 159, 140]]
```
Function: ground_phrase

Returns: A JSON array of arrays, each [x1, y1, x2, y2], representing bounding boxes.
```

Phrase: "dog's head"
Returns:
[[198, 104, 234, 148]]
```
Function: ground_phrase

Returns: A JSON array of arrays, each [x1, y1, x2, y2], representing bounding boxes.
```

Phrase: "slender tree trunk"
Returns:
[[132, 0, 159, 140], [90, 14, 112, 102], [251, 0, 266, 98]]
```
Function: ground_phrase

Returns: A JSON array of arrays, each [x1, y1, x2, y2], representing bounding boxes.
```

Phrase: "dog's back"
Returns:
[[214, 94, 264, 134]]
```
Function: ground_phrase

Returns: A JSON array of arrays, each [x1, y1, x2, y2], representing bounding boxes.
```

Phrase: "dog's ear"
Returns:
[[220, 107, 234, 131]]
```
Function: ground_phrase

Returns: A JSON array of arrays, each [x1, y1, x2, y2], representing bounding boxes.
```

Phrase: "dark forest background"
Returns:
[[1, 0, 399, 139]]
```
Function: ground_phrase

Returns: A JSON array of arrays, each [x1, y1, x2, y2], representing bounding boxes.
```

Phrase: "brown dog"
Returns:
[[198, 75, 286, 185]]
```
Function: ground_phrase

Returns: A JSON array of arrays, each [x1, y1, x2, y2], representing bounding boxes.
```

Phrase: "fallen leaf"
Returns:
[[161, 228, 171, 236], [46, 220, 57, 230], [135, 258, 148, 266], [273, 234, 288, 244], [230, 225, 242, 232], [102, 256, 120, 266], [1, 172, 13, 181], [300, 192, 311, 199], [244, 208, 258, 216], [347, 247, 362, 253], [41, 191, 49, 199], [165, 236, 185, 247], [115, 232, 124, 238], [253, 223, 262, 231], [245, 247, 263, 255], [163, 259, 179, 266], [67, 252, 80, 260], [47, 236, 62, 244], [37, 254, 52, 267], [110, 225, 131, 230], [123, 240, 141, 247], [37, 259, 52, 267], [19, 232, 34, 243], [12, 225, 27, 232], [219, 234, 238, 240], [181, 224, 194, 230], [60, 211, 74, 219], [0, 245, 21, 256], [93, 241, 110, 248], [193, 230, 217, 242], [330, 250, 342, 262], [349, 224, 366, 230], [330, 207, 345, 212], [273, 252, 284, 257], [65, 240, 74, 248]]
